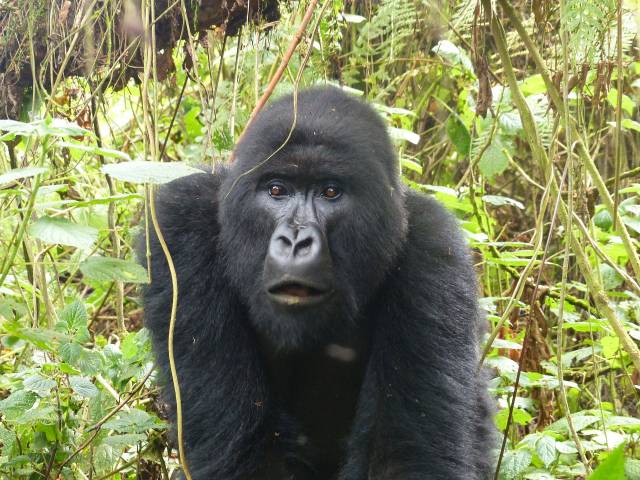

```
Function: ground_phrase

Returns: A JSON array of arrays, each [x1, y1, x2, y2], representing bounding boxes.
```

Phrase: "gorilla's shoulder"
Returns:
[[153, 166, 227, 238], [404, 189, 471, 265]]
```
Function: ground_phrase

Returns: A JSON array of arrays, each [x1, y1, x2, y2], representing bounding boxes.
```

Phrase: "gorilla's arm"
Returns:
[[141, 171, 280, 479], [342, 191, 493, 480]]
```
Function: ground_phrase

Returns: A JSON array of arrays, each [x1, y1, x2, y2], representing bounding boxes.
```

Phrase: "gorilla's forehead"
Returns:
[[233, 87, 399, 184]]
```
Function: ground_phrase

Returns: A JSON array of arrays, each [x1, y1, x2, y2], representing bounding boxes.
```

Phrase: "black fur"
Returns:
[[141, 86, 494, 479]]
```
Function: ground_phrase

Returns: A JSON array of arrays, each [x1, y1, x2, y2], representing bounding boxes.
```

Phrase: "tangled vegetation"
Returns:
[[0, 0, 639, 478]]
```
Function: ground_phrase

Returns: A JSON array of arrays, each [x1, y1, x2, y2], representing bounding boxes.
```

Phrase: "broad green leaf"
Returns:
[[15, 405, 56, 425], [29, 216, 98, 250], [500, 449, 532, 480], [601, 335, 620, 359], [479, 141, 509, 179], [594, 209, 613, 231], [59, 343, 102, 375], [548, 414, 600, 434], [599, 264, 623, 290], [607, 89, 635, 116], [0, 391, 38, 421], [69, 376, 99, 398], [80, 256, 148, 283], [23, 375, 56, 397], [588, 442, 626, 480], [536, 435, 557, 468], [101, 161, 205, 184], [495, 408, 533, 430], [446, 115, 471, 155], [56, 300, 89, 342], [621, 119, 640, 132], [102, 433, 147, 449], [103, 408, 165, 433], [0, 167, 48, 184]]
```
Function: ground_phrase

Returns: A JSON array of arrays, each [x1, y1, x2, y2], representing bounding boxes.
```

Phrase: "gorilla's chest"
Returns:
[[262, 340, 368, 478]]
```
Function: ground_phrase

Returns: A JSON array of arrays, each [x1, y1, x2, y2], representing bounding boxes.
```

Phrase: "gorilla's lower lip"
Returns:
[[267, 282, 331, 306]]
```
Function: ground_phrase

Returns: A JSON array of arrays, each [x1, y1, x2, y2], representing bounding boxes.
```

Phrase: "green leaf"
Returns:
[[601, 335, 620, 359], [0, 391, 38, 421], [37, 118, 91, 137], [495, 408, 533, 430], [607, 89, 635, 116], [621, 119, 640, 132], [80, 256, 148, 283], [59, 343, 103, 375], [23, 375, 57, 397], [102, 433, 147, 449], [588, 443, 626, 480], [56, 300, 90, 342], [0, 167, 48, 184], [500, 449, 532, 480], [548, 414, 600, 434], [101, 161, 205, 184], [432, 40, 474, 73], [600, 264, 624, 291], [594, 209, 613, 231], [58, 141, 131, 160], [102, 408, 165, 433], [401, 156, 422, 174], [29, 216, 98, 250], [446, 115, 471, 155], [482, 195, 524, 209], [69, 376, 99, 398], [479, 141, 509, 179], [536, 435, 557, 468], [625, 458, 640, 480]]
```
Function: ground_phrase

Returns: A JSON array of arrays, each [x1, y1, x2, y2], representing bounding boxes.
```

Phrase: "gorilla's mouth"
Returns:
[[267, 281, 331, 306]]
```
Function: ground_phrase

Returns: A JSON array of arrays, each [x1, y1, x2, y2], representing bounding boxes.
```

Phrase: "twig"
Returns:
[[243, 0, 319, 133]]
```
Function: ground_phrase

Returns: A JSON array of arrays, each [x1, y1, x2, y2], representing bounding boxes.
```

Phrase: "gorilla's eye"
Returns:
[[321, 185, 341, 199], [268, 184, 288, 197]]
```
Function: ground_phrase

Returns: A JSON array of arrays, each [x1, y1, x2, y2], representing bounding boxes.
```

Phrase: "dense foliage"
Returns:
[[0, 0, 639, 478]]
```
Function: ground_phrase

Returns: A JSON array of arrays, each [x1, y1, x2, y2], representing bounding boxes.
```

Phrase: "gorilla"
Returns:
[[142, 86, 494, 479]]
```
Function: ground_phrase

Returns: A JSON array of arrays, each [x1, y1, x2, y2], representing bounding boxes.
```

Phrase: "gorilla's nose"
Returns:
[[264, 222, 334, 305], [271, 223, 319, 260]]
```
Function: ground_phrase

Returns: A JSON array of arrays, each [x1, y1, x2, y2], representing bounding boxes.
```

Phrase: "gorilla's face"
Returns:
[[219, 89, 408, 350]]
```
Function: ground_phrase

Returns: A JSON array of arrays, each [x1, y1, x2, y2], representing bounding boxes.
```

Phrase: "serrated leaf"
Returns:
[[59, 343, 102, 375], [23, 375, 57, 396], [15, 405, 56, 425], [536, 435, 557, 468], [101, 161, 205, 184], [80, 256, 148, 283], [103, 409, 165, 433], [102, 433, 147, 449], [0, 391, 38, 421], [589, 442, 626, 480], [500, 449, 532, 480], [548, 414, 600, 434], [56, 300, 89, 342], [29, 216, 98, 250], [0, 167, 48, 184], [69, 376, 99, 398]]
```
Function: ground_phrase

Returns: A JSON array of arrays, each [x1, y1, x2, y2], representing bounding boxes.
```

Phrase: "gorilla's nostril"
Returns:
[[294, 237, 313, 257]]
